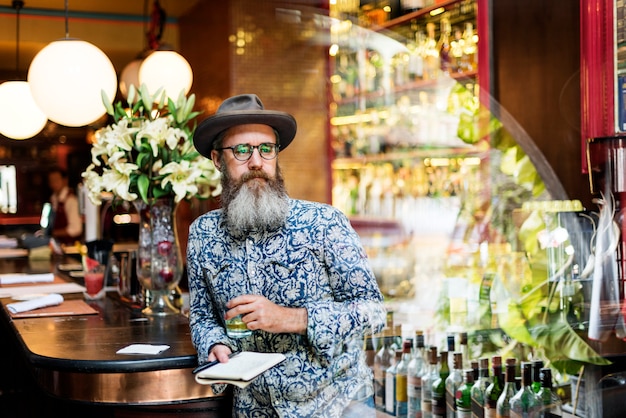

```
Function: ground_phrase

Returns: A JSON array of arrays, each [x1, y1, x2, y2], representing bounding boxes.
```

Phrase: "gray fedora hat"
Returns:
[[193, 94, 297, 159]]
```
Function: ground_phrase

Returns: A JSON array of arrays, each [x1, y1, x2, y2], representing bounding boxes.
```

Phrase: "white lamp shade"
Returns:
[[138, 50, 193, 100], [119, 58, 142, 99], [0, 81, 48, 140], [28, 39, 117, 127]]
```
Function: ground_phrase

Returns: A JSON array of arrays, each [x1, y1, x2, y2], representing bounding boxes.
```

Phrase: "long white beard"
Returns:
[[224, 175, 289, 236]]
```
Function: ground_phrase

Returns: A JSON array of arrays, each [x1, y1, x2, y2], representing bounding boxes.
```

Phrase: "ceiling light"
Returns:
[[27, 0, 117, 127], [139, 49, 193, 100], [0, 1, 47, 140]]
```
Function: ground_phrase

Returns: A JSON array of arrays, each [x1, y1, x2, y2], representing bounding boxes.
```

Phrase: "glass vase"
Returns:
[[134, 198, 183, 315]]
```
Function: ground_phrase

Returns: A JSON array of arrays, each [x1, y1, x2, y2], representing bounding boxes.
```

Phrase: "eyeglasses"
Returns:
[[216, 143, 280, 161]]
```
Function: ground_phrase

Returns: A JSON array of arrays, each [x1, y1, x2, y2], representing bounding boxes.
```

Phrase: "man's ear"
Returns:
[[211, 150, 220, 170]]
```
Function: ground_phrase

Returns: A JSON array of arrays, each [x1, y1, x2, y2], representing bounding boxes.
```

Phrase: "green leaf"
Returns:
[[498, 300, 537, 346], [529, 322, 612, 373], [137, 174, 150, 203]]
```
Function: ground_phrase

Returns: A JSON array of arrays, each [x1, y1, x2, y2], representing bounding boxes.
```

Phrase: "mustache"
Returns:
[[240, 171, 271, 182]]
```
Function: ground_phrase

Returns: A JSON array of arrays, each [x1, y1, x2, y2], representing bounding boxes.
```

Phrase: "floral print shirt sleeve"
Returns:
[[187, 199, 385, 417]]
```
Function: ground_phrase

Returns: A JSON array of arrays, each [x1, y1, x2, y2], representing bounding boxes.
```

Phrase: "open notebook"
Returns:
[[194, 351, 286, 388]]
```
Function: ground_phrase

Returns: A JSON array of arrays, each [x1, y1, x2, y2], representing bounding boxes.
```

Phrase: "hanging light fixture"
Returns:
[[0, 1, 47, 140], [27, 0, 117, 127], [119, 0, 193, 100]]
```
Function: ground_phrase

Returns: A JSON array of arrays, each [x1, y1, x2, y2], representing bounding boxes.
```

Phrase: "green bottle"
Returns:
[[456, 369, 474, 418], [510, 362, 541, 417], [422, 346, 439, 418], [537, 368, 562, 418], [431, 351, 449, 418], [531, 360, 544, 394], [483, 356, 502, 418], [471, 357, 491, 418], [495, 358, 517, 418]]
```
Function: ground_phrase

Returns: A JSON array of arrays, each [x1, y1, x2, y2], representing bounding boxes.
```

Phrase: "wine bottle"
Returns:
[[483, 356, 502, 418], [431, 351, 449, 418], [456, 369, 475, 418], [471, 357, 491, 418], [459, 332, 471, 370], [396, 340, 413, 417], [537, 368, 562, 418], [445, 352, 463, 417], [421, 346, 439, 418], [531, 360, 544, 394], [408, 331, 426, 417], [510, 362, 541, 418], [495, 358, 517, 418]]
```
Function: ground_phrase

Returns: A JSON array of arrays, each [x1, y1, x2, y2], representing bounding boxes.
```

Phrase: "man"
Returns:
[[187, 94, 385, 417], [48, 167, 83, 245]]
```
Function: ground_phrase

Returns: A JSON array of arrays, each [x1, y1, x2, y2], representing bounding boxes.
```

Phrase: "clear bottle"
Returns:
[[483, 356, 503, 418], [422, 346, 439, 418], [496, 358, 517, 418], [456, 369, 475, 418], [461, 22, 477, 72], [471, 357, 491, 418], [445, 352, 463, 418], [510, 362, 541, 418], [374, 328, 395, 410], [387, 349, 403, 415], [408, 331, 426, 417], [431, 351, 449, 418], [396, 340, 413, 417], [423, 22, 440, 80], [537, 368, 562, 418], [531, 360, 544, 394]]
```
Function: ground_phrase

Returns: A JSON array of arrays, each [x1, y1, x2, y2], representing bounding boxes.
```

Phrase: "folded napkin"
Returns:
[[0, 273, 55, 285], [6, 293, 64, 314], [116, 344, 170, 355]]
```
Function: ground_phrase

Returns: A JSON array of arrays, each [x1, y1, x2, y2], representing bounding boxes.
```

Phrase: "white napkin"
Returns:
[[6, 293, 64, 314], [116, 344, 170, 355], [0, 273, 55, 285]]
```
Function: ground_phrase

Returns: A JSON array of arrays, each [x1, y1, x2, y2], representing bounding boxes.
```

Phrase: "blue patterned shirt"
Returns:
[[187, 199, 385, 417]]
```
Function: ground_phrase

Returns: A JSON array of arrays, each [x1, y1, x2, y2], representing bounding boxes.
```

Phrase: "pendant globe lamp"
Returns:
[[0, 1, 47, 140], [138, 47, 193, 101], [27, 0, 117, 127], [120, 0, 193, 101]]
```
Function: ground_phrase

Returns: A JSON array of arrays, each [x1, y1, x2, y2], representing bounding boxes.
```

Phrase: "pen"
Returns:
[[192, 351, 240, 374]]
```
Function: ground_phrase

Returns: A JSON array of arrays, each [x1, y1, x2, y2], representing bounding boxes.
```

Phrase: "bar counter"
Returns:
[[0, 254, 229, 416]]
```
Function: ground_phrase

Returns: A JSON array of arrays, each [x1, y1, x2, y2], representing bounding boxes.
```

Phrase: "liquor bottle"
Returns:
[[374, 328, 395, 409], [446, 334, 456, 367], [396, 340, 413, 417], [386, 349, 403, 415], [471, 360, 479, 382], [445, 352, 463, 418], [364, 334, 377, 369], [423, 22, 440, 80], [537, 368, 562, 418], [531, 360, 544, 394], [461, 22, 477, 72], [408, 29, 425, 81], [408, 331, 426, 417], [510, 362, 541, 418], [496, 358, 517, 418], [422, 346, 439, 418], [471, 357, 491, 418], [456, 369, 475, 418], [438, 16, 452, 73], [459, 332, 471, 370], [483, 356, 502, 418], [431, 351, 449, 418]]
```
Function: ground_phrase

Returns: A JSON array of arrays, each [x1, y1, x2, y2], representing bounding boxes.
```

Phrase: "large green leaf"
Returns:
[[137, 174, 150, 203], [529, 322, 611, 374], [498, 300, 536, 346]]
